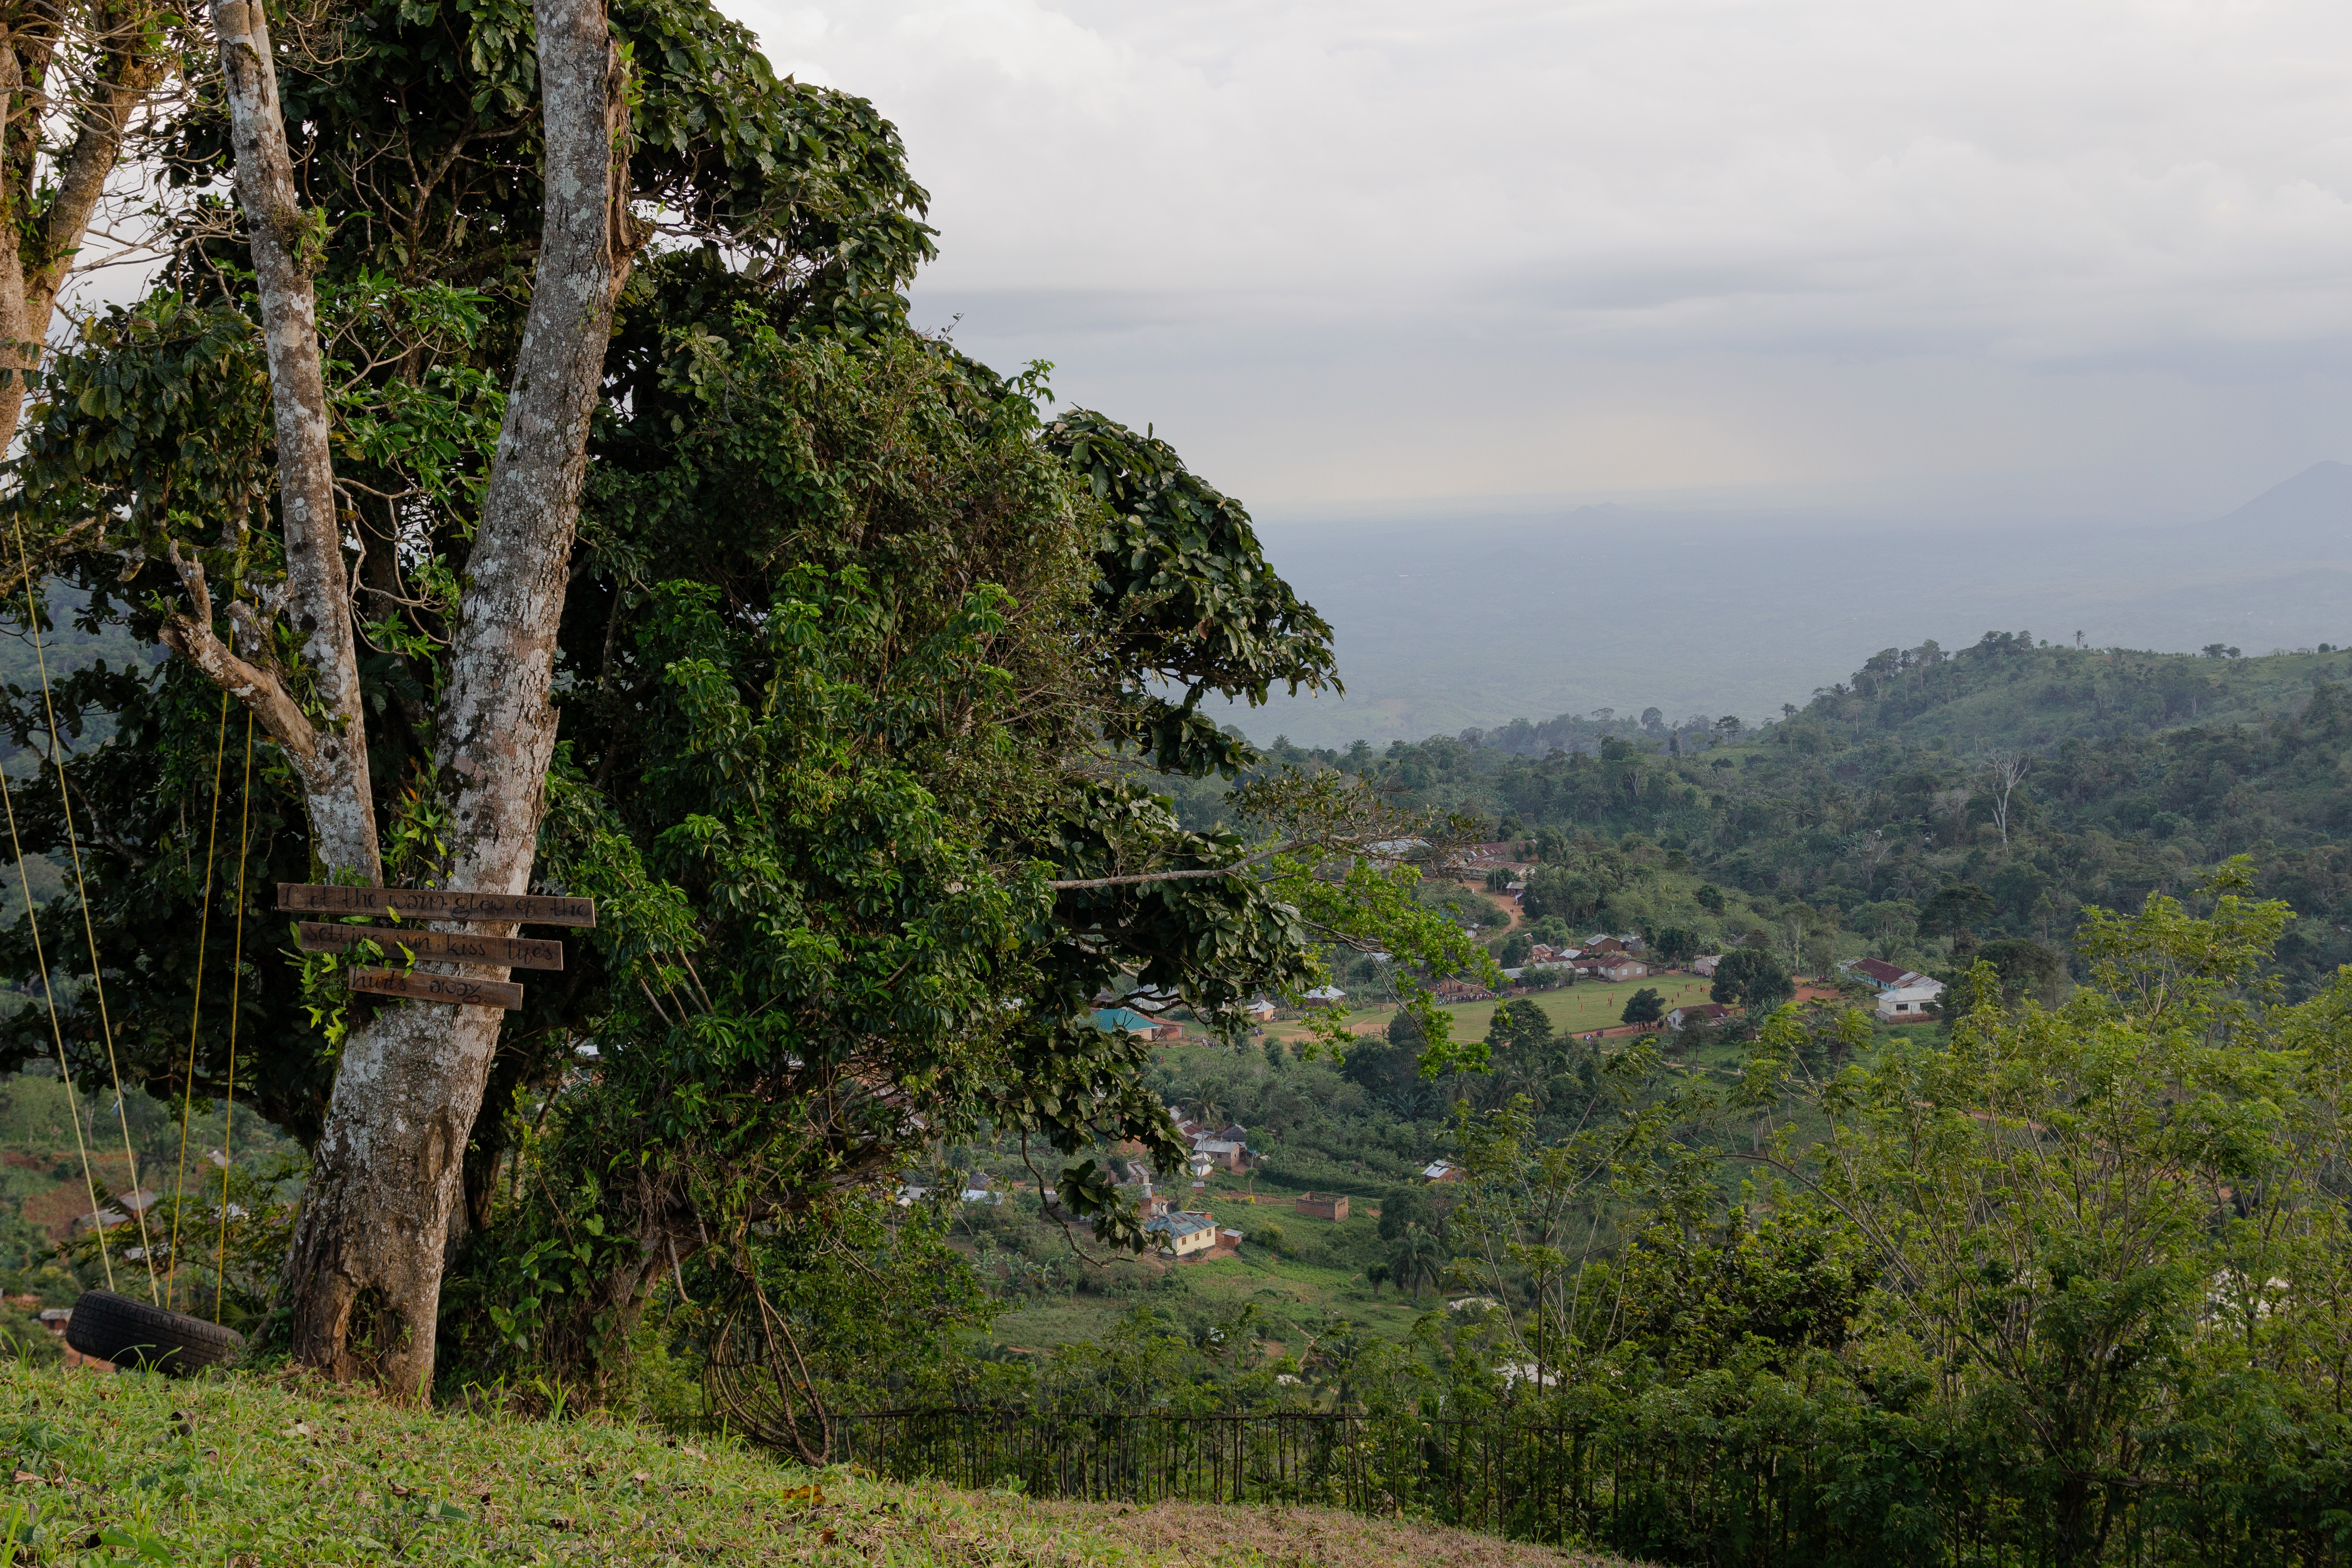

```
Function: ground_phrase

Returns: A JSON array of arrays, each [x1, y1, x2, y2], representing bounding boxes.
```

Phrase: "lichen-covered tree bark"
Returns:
[[195, 0, 637, 1394], [175, 0, 378, 876]]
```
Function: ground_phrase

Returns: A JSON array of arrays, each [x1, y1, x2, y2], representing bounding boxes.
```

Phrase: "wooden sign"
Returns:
[[348, 966, 524, 1010], [297, 923, 564, 971], [278, 884, 594, 927]]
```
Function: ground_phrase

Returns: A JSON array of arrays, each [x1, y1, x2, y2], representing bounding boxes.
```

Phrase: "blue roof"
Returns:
[[1145, 1213, 1215, 1239], [1092, 1008, 1156, 1033]]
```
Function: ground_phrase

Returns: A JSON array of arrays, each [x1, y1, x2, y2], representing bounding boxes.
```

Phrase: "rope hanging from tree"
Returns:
[[0, 691, 108, 1292], [10, 524, 159, 1304], [166, 692, 231, 1314], [214, 709, 254, 1326]]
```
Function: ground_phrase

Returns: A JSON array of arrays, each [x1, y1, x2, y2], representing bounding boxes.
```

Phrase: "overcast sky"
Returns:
[[716, 0, 2352, 528]]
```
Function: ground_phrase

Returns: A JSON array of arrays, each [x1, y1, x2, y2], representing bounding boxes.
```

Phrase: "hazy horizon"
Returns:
[[1210, 459, 2352, 750], [719, 0, 2352, 534]]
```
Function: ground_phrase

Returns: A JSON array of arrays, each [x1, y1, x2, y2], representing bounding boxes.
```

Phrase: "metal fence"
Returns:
[[830, 1406, 2351, 1568], [835, 1407, 1588, 1536]]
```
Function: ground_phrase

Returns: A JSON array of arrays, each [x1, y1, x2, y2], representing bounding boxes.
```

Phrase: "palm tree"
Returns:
[[1485, 1053, 1551, 1114], [1387, 1224, 1445, 1302]]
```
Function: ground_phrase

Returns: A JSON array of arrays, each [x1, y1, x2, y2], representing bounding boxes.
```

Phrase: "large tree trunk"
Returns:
[[204, 0, 377, 874], [275, 0, 636, 1396]]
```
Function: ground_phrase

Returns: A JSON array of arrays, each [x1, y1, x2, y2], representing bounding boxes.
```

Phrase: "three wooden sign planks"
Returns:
[[279, 884, 594, 1012]]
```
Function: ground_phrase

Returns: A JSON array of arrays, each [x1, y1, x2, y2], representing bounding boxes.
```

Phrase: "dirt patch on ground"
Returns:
[[20, 1183, 89, 1240], [18, 1153, 137, 1241], [1043, 1498, 1632, 1568]]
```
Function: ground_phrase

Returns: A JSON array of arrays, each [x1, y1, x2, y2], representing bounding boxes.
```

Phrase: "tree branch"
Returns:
[[429, 0, 639, 912], [155, 540, 322, 775], [1048, 839, 1304, 891], [0, 518, 108, 603], [32, 8, 170, 285]]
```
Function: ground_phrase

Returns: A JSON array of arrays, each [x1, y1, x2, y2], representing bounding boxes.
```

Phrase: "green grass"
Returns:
[[0, 1362, 1613, 1566], [1268, 975, 1725, 1048], [987, 1249, 1434, 1358], [986, 1190, 1434, 1355], [1173, 1253, 1434, 1338]]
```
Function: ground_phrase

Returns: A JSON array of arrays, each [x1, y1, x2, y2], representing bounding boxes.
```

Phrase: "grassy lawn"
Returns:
[[1178, 1252, 1434, 1338], [988, 1249, 1432, 1357], [1265, 974, 1722, 1047], [988, 1200, 1430, 1354], [0, 1362, 1619, 1566]]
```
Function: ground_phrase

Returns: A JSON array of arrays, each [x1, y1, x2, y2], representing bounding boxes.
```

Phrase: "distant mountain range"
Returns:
[[1218, 462, 2352, 751]]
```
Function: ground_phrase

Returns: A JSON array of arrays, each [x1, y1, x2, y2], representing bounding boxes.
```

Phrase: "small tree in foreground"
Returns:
[[1739, 861, 2352, 1567]]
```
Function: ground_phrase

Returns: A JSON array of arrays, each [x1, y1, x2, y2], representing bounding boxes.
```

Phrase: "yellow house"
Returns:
[[1145, 1212, 1218, 1258]]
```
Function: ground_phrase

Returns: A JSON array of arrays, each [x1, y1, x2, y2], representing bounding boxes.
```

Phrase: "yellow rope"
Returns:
[[11, 525, 159, 1303], [215, 708, 254, 1325], [166, 691, 232, 1312], [0, 705, 108, 1293]]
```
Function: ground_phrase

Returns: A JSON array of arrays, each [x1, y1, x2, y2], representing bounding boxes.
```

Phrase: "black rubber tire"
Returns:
[[64, 1290, 244, 1375]]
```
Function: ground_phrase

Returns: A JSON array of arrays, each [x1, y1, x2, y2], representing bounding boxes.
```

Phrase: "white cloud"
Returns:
[[715, 0, 2352, 518], [888, 0, 1132, 104]]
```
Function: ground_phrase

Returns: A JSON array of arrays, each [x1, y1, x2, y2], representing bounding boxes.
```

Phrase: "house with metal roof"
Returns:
[[1144, 1211, 1219, 1258], [1841, 957, 1937, 993]]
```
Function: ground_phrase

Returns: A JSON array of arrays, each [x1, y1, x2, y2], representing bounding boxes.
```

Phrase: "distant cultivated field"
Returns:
[[1266, 974, 1723, 1047], [988, 1245, 1431, 1357], [985, 1175, 1435, 1356]]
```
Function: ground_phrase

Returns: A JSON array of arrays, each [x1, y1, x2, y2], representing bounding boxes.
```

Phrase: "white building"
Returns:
[[960, 1174, 1003, 1205], [1191, 1138, 1247, 1172], [1876, 983, 1944, 1021]]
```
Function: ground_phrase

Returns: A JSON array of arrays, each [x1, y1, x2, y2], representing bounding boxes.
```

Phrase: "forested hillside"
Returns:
[[1798, 631, 2347, 750], [1216, 634, 2352, 995]]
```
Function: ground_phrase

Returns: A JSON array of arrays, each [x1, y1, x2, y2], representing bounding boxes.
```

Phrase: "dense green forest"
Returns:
[[847, 631, 2352, 1382], [847, 635, 2352, 1567], [1180, 635, 2352, 995], [904, 632, 2349, 1357]]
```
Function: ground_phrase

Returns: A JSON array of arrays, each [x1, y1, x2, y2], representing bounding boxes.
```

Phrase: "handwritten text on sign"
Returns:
[[348, 967, 524, 1010], [297, 923, 564, 970], [277, 884, 594, 927]]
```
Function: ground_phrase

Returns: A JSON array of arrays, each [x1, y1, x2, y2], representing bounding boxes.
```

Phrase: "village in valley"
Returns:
[[918, 826, 1958, 1359]]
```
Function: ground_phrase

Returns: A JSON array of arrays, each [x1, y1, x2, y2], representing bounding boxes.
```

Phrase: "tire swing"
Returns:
[[3, 528, 245, 1374], [61, 1288, 244, 1376]]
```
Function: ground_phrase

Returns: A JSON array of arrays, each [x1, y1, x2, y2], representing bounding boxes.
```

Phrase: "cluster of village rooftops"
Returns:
[[1085, 927, 1948, 1057], [899, 941, 1951, 1259], [893, 1108, 1423, 1261], [898, 954, 1946, 1261]]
